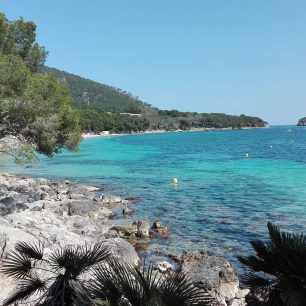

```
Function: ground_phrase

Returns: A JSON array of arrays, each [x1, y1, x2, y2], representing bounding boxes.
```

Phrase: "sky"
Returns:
[[1, 0, 306, 125]]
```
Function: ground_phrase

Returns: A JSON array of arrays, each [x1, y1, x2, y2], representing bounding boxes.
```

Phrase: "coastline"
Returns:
[[0, 172, 249, 305], [82, 125, 270, 138]]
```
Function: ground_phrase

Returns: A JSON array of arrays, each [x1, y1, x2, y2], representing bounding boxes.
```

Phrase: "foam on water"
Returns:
[[3, 126, 306, 272]]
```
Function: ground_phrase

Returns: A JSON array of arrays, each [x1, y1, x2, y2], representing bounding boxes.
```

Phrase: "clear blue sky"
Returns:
[[1, 0, 306, 124]]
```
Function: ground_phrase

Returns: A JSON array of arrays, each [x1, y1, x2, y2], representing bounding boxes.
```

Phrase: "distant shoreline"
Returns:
[[82, 125, 269, 139]]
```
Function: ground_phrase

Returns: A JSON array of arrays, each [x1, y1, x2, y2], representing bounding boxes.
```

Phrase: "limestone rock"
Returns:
[[154, 260, 174, 274], [100, 194, 122, 204], [150, 220, 169, 237], [133, 219, 150, 237], [111, 219, 150, 238], [122, 206, 134, 216], [105, 237, 140, 266], [176, 251, 245, 305]]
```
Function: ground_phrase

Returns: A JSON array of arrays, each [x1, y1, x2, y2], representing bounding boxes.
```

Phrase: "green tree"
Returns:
[[0, 13, 47, 72], [0, 13, 81, 162]]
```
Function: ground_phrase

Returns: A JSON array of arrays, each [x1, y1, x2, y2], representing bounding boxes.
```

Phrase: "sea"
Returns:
[[2, 125, 306, 273]]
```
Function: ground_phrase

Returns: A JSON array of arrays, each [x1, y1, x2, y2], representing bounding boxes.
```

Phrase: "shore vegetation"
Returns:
[[0, 13, 81, 163], [1, 241, 213, 306]]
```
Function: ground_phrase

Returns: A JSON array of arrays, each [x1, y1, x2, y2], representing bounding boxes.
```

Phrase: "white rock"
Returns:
[[154, 261, 174, 273], [229, 298, 247, 306], [235, 288, 250, 299]]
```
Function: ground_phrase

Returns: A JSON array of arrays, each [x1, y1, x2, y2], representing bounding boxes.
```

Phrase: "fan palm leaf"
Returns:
[[15, 240, 44, 260], [91, 261, 123, 305], [2, 276, 46, 306], [2, 242, 111, 305], [91, 259, 213, 306], [238, 222, 306, 306], [48, 243, 110, 278], [158, 273, 212, 306], [1, 250, 33, 279]]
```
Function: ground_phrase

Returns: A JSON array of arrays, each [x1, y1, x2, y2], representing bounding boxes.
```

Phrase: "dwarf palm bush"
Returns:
[[1, 241, 110, 305], [238, 222, 306, 305], [90, 259, 213, 306]]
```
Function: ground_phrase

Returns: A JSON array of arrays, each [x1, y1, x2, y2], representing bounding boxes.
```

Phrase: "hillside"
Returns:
[[42, 66, 156, 115], [42, 66, 268, 133]]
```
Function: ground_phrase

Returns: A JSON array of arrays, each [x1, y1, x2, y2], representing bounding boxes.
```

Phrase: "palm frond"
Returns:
[[107, 259, 145, 306], [92, 259, 214, 306], [91, 262, 123, 305], [241, 273, 275, 289], [71, 280, 96, 306], [2, 276, 45, 306], [15, 240, 44, 260], [40, 274, 70, 305], [48, 243, 110, 278], [129, 262, 163, 304], [279, 289, 306, 306], [1, 250, 33, 279], [239, 222, 306, 306], [40, 274, 96, 305], [238, 254, 275, 275], [159, 273, 213, 306]]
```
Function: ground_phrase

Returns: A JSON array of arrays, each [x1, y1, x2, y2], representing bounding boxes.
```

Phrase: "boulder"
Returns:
[[0, 220, 37, 258], [0, 196, 29, 216], [133, 219, 150, 238], [63, 215, 110, 237], [122, 206, 134, 216], [105, 237, 140, 266], [150, 220, 169, 237], [176, 251, 246, 305], [39, 184, 57, 197], [9, 185, 42, 201], [111, 219, 150, 238]]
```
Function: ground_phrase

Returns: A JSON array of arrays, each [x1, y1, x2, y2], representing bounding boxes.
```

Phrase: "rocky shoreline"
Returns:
[[0, 173, 249, 305]]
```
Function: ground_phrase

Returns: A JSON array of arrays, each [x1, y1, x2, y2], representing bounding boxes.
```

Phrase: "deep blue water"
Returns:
[[3, 125, 306, 272]]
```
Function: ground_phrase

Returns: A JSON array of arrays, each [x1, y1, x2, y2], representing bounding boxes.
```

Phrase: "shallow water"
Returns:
[[3, 126, 306, 272]]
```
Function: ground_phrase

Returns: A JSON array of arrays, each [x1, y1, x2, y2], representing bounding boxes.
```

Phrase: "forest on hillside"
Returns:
[[43, 67, 267, 133]]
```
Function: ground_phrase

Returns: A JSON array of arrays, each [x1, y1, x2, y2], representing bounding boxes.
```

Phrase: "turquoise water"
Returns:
[[3, 126, 306, 271]]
